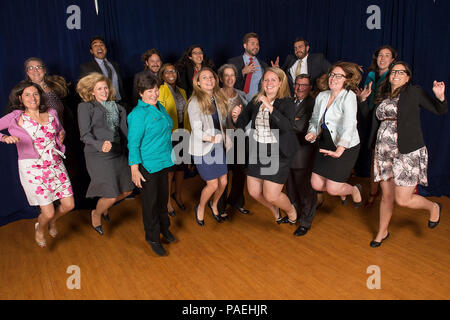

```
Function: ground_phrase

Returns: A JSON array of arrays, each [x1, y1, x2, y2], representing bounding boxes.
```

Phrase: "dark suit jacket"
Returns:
[[282, 53, 331, 94], [227, 55, 268, 92], [235, 97, 299, 159], [79, 60, 128, 109], [362, 85, 448, 154], [177, 63, 196, 99], [77, 101, 128, 154], [290, 95, 317, 169]]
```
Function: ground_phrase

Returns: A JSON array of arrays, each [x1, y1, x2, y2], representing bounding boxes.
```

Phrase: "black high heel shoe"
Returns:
[[353, 184, 363, 208], [194, 204, 204, 226], [276, 208, 289, 224], [208, 201, 222, 223], [91, 210, 104, 235], [370, 232, 389, 248], [428, 202, 441, 229]]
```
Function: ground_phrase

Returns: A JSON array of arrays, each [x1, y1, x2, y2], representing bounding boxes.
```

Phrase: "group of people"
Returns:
[[0, 32, 447, 256]]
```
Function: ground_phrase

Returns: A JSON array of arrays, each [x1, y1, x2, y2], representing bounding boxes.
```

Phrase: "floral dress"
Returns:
[[17, 113, 73, 206], [373, 97, 428, 186]]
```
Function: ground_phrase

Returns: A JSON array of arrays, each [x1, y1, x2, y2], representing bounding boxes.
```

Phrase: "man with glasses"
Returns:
[[79, 36, 128, 112], [286, 74, 318, 236], [282, 37, 331, 94]]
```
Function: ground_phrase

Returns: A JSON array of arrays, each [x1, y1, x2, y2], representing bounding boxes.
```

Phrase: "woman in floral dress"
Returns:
[[361, 62, 447, 247], [0, 81, 74, 247]]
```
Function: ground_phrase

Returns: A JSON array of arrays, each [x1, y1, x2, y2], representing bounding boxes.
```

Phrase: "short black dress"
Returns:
[[312, 112, 360, 183]]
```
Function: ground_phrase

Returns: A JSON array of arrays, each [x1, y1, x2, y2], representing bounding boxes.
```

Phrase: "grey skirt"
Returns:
[[84, 143, 134, 198]]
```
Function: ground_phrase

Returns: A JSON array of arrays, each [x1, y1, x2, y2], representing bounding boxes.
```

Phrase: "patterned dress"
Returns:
[[374, 97, 428, 186], [17, 113, 73, 206]]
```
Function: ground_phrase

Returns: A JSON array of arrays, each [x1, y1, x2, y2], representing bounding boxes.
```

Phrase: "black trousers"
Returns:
[[286, 167, 317, 228], [139, 165, 170, 242], [218, 163, 246, 213]]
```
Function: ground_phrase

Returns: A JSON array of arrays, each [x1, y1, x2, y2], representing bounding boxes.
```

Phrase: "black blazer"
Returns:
[[177, 63, 196, 99], [227, 55, 268, 92], [79, 60, 128, 108], [77, 101, 128, 154], [282, 53, 331, 94], [235, 97, 299, 159], [290, 95, 317, 169], [363, 85, 448, 154]]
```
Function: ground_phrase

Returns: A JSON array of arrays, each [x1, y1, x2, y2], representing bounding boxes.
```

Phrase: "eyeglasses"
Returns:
[[26, 65, 45, 71], [328, 72, 346, 80], [164, 70, 177, 74], [391, 70, 407, 76], [191, 51, 203, 55], [295, 83, 311, 88]]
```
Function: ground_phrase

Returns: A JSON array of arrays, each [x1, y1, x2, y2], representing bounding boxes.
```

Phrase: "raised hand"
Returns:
[[1, 135, 20, 144], [432, 81, 446, 101], [359, 82, 373, 102], [102, 140, 112, 153], [242, 61, 258, 75], [270, 56, 280, 68], [231, 104, 242, 122]]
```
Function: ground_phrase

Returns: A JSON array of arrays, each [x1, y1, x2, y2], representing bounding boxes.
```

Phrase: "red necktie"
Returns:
[[243, 57, 253, 94]]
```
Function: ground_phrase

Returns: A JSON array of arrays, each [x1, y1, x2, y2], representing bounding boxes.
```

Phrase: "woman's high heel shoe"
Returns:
[[91, 210, 104, 235], [370, 232, 390, 248], [428, 202, 441, 229], [353, 184, 363, 208], [34, 223, 47, 248], [195, 204, 204, 226], [48, 223, 58, 238], [276, 208, 289, 224], [208, 201, 222, 223]]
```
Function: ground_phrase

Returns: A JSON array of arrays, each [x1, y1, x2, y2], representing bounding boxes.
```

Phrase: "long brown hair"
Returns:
[[188, 67, 229, 117], [253, 67, 291, 103], [318, 61, 363, 93], [8, 81, 48, 113]]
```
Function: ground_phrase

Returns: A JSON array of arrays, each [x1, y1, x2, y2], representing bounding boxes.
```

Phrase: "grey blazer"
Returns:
[[187, 96, 232, 156], [77, 101, 128, 153]]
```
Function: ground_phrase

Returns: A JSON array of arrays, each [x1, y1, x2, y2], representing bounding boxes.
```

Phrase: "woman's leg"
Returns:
[[35, 203, 55, 244], [210, 174, 228, 217], [197, 178, 219, 220], [91, 190, 133, 227], [373, 179, 395, 242], [310, 173, 327, 192], [48, 196, 75, 235], [395, 185, 440, 222], [247, 176, 278, 219], [262, 180, 297, 221], [325, 180, 362, 203]]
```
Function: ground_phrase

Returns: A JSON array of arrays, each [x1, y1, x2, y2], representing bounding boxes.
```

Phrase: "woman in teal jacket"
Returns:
[[356, 45, 397, 206], [128, 75, 175, 257]]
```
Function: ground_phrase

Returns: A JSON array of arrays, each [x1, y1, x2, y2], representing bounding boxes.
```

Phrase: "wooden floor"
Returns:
[[0, 176, 449, 300]]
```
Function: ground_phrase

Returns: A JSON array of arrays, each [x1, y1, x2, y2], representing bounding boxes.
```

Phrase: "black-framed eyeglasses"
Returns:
[[328, 72, 346, 80], [295, 83, 311, 88], [391, 70, 407, 76]]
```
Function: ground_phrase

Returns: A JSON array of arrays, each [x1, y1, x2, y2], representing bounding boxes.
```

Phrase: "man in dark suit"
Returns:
[[282, 38, 331, 94], [227, 32, 269, 102], [286, 74, 318, 236], [79, 36, 128, 111]]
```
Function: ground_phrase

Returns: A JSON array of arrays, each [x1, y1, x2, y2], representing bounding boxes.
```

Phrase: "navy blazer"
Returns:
[[282, 53, 331, 94], [362, 85, 448, 154], [235, 97, 299, 159], [227, 55, 268, 92]]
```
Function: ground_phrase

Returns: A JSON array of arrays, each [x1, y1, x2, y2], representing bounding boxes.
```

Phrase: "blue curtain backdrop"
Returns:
[[0, 0, 449, 225]]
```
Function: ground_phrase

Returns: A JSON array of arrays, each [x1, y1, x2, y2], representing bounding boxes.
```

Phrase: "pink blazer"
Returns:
[[0, 108, 66, 160]]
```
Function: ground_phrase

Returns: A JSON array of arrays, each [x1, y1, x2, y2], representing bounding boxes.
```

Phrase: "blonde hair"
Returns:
[[188, 67, 229, 117], [253, 67, 291, 103], [76, 72, 116, 102]]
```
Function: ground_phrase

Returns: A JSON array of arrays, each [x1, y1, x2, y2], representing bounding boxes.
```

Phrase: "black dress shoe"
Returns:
[[194, 204, 204, 226], [102, 212, 111, 223], [208, 202, 222, 223], [168, 210, 176, 217], [92, 225, 104, 235], [353, 184, 363, 208], [162, 230, 176, 243], [147, 241, 166, 256], [294, 225, 309, 236], [428, 202, 441, 229], [234, 206, 250, 214], [171, 193, 186, 211], [370, 232, 390, 248]]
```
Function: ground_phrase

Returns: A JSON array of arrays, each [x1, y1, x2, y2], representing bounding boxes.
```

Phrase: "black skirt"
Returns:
[[312, 129, 360, 183], [247, 142, 291, 185]]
